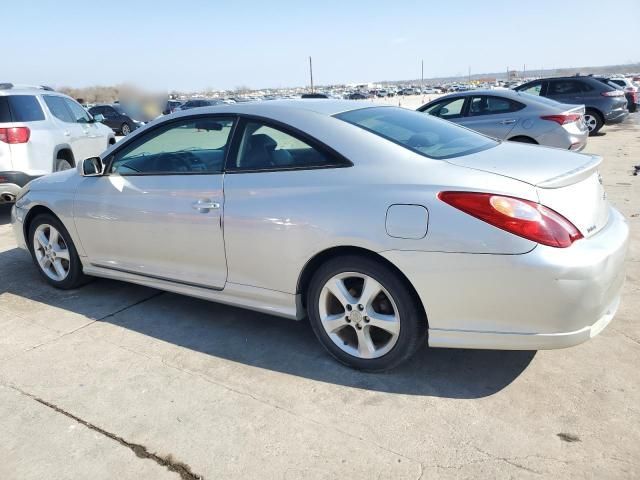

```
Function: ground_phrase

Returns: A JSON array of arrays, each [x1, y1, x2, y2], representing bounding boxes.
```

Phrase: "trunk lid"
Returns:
[[447, 141, 609, 238]]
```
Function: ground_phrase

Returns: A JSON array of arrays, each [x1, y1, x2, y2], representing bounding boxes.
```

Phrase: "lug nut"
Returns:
[[346, 305, 352, 311], [364, 317, 369, 323], [358, 304, 364, 311], [356, 324, 362, 330], [345, 316, 350, 322]]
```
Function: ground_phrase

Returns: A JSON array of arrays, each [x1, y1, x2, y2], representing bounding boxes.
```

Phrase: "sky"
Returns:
[[4, 0, 639, 91]]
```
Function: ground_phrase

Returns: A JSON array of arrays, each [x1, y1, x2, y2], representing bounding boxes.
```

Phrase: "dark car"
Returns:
[[176, 99, 224, 111], [345, 92, 369, 100], [301, 93, 329, 99], [515, 76, 628, 135], [163, 100, 183, 115], [88, 104, 143, 136]]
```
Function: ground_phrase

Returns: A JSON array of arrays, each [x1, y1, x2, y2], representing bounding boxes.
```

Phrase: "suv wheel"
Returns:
[[28, 214, 89, 289], [55, 158, 73, 171], [584, 110, 603, 136], [307, 255, 426, 371]]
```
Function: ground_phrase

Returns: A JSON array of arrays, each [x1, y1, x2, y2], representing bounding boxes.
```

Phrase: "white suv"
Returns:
[[0, 83, 115, 204]]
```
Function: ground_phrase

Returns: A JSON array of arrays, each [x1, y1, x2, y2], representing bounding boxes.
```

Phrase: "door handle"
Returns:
[[63, 131, 71, 137], [192, 199, 220, 212], [500, 119, 517, 125]]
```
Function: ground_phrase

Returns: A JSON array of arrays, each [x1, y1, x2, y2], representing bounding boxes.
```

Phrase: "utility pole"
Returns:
[[421, 59, 424, 92], [523, 64, 526, 78], [468, 66, 471, 84], [309, 56, 314, 93]]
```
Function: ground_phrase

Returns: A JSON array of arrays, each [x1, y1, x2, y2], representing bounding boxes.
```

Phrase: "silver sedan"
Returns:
[[418, 89, 589, 151], [11, 100, 628, 371]]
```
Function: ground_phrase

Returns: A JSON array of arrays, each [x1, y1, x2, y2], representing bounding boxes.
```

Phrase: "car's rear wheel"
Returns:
[[28, 214, 89, 289], [55, 158, 73, 171], [307, 255, 426, 371], [584, 110, 603, 136], [121, 123, 131, 135]]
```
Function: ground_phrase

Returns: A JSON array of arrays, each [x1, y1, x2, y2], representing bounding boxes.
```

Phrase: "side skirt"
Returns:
[[83, 264, 303, 320]]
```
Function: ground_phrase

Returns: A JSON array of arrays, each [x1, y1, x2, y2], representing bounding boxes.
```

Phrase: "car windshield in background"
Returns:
[[335, 107, 497, 159]]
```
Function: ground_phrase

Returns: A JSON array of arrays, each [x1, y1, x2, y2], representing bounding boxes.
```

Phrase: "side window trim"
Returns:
[[103, 114, 237, 176], [223, 114, 353, 173]]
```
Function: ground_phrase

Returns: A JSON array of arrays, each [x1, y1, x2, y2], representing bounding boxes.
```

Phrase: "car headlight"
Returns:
[[14, 185, 30, 206]]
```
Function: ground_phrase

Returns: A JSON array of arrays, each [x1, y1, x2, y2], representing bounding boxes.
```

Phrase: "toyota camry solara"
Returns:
[[11, 100, 629, 371]]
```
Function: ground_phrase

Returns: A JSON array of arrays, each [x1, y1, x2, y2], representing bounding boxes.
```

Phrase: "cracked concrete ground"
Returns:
[[0, 115, 639, 479]]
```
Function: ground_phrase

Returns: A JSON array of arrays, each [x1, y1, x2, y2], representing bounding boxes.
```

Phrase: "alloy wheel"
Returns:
[[121, 123, 131, 135], [584, 114, 597, 132], [318, 272, 400, 359], [33, 224, 71, 281]]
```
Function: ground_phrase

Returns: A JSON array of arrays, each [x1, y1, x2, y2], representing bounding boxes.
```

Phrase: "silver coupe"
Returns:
[[11, 100, 629, 371]]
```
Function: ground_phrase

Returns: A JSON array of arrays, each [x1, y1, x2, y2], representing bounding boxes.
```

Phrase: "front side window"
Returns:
[[337, 107, 497, 160], [423, 97, 465, 119], [230, 121, 342, 171], [468, 96, 524, 116], [63, 98, 92, 123], [109, 117, 234, 175], [44, 95, 75, 122]]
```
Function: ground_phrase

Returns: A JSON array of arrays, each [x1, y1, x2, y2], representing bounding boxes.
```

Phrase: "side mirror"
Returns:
[[82, 157, 103, 176], [93, 113, 105, 123]]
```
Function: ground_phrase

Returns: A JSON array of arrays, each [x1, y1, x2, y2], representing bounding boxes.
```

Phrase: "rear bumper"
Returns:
[[381, 207, 629, 350], [604, 108, 629, 124], [0, 171, 39, 203]]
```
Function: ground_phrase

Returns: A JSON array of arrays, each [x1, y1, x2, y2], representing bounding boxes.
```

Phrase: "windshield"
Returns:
[[336, 106, 497, 159]]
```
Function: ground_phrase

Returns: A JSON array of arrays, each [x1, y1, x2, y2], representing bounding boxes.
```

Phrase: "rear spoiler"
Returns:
[[537, 155, 602, 189]]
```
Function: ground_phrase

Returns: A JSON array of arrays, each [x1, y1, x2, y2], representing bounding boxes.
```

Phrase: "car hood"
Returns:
[[445, 141, 600, 188]]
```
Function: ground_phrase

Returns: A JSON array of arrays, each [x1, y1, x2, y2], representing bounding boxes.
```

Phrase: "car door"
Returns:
[[457, 95, 524, 139], [97, 106, 118, 131], [59, 97, 99, 161], [73, 115, 235, 289], [64, 98, 105, 156], [222, 118, 352, 292], [42, 95, 90, 160]]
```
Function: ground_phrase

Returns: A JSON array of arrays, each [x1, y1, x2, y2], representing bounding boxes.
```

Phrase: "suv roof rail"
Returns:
[[39, 85, 55, 91], [0, 82, 14, 89]]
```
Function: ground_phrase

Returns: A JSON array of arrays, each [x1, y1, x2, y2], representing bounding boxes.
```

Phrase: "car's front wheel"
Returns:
[[28, 214, 89, 289], [307, 255, 426, 371], [121, 123, 131, 136]]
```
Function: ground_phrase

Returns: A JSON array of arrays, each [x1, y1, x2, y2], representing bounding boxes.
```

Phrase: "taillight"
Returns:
[[438, 191, 583, 248], [0, 126, 30, 144], [540, 114, 581, 125], [601, 90, 624, 97]]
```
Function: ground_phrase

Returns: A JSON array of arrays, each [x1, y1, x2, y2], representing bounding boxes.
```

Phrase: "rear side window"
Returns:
[[0, 97, 11, 122], [2, 95, 45, 122], [337, 107, 497, 160], [548, 80, 582, 95], [518, 81, 543, 96], [43, 95, 75, 122], [423, 97, 465, 119]]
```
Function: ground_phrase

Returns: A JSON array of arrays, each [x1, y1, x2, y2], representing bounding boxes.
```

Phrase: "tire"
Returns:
[[508, 136, 537, 144], [120, 123, 131, 136], [307, 255, 426, 372], [584, 110, 603, 136], [55, 158, 73, 171], [28, 214, 89, 289]]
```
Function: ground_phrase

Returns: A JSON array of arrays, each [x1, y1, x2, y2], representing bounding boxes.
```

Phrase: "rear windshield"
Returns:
[[0, 95, 46, 122], [335, 107, 497, 159]]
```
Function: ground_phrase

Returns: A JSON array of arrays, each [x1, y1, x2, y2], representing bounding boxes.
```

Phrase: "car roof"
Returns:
[[0, 86, 67, 97], [171, 99, 387, 118]]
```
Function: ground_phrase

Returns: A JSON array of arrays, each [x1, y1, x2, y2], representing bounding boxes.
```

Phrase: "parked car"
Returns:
[[418, 89, 589, 150], [11, 100, 628, 371], [163, 100, 183, 115], [604, 77, 638, 113], [176, 99, 224, 111], [345, 92, 369, 100], [301, 93, 329, 99], [88, 104, 144, 136], [0, 83, 115, 204], [515, 76, 628, 135]]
